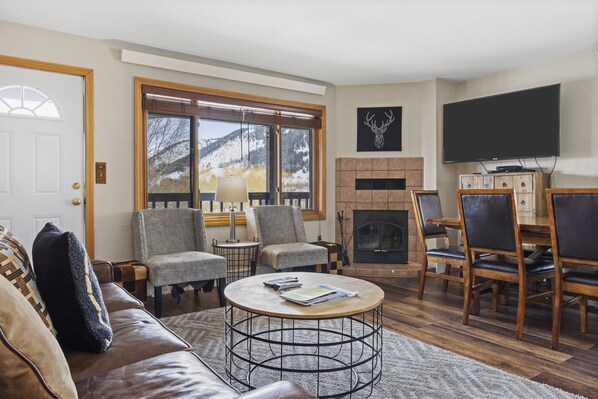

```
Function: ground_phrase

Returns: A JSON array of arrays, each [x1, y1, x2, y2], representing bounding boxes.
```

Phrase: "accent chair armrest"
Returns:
[[91, 259, 114, 283], [235, 381, 315, 399]]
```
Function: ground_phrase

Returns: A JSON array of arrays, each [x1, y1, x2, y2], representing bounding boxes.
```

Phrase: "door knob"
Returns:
[[72, 182, 81, 189], [72, 198, 82, 206]]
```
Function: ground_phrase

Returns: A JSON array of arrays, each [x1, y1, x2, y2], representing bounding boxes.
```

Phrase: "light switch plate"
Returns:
[[96, 162, 106, 184]]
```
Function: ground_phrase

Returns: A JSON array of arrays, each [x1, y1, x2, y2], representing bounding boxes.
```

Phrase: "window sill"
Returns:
[[203, 210, 324, 227]]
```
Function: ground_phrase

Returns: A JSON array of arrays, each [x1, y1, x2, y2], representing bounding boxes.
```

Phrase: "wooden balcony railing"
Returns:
[[147, 191, 311, 211]]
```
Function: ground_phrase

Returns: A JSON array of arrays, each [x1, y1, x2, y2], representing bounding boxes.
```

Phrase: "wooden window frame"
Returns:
[[134, 77, 326, 226]]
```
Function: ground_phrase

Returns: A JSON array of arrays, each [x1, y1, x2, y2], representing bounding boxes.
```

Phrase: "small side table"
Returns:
[[212, 240, 260, 283], [309, 240, 344, 275]]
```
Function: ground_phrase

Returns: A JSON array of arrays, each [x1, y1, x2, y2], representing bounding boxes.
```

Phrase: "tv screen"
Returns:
[[443, 84, 560, 164]]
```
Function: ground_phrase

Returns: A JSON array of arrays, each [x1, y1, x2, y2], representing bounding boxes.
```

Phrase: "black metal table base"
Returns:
[[224, 306, 383, 398]]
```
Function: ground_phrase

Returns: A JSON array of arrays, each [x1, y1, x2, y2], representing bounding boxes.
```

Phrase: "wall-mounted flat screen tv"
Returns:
[[443, 84, 560, 164]]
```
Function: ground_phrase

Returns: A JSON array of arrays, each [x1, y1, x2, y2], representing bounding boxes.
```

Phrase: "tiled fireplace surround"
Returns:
[[335, 157, 424, 277]]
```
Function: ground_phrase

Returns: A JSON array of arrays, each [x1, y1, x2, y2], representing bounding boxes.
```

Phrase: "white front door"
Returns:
[[0, 64, 85, 253]]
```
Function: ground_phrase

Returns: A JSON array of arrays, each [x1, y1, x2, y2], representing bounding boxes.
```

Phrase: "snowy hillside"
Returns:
[[199, 125, 268, 170]]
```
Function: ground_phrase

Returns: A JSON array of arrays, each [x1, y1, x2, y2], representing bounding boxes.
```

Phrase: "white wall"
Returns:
[[0, 21, 336, 260], [434, 80, 460, 213], [335, 82, 423, 159]]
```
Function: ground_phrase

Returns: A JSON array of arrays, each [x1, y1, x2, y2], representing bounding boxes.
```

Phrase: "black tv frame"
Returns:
[[442, 84, 560, 164]]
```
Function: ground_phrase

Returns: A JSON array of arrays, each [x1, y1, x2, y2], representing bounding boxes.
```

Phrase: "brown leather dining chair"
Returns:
[[547, 188, 598, 350], [411, 190, 468, 299], [457, 189, 555, 343]]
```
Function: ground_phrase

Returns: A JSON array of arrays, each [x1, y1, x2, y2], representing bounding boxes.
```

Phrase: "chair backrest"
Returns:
[[245, 205, 306, 249], [132, 208, 208, 261], [457, 189, 519, 255], [411, 190, 447, 240], [547, 188, 598, 264]]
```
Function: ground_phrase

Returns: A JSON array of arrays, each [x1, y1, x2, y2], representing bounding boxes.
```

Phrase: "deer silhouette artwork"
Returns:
[[364, 110, 396, 149]]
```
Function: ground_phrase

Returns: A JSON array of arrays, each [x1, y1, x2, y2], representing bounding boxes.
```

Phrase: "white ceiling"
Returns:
[[1, 0, 597, 86]]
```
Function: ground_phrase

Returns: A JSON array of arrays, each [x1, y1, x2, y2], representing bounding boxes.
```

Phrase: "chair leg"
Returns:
[[471, 276, 480, 316], [463, 271, 472, 325], [417, 257, 428, 300], [217, 278, 226, 307], [154, 286, 162, 318], [551, 280, 563, 350], [580, 295, 588, 334], [515, 279, 527, 340], [442, 264, 451, 293]]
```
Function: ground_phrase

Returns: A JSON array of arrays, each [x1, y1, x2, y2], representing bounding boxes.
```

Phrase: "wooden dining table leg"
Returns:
[[417, 257, 428, 300], [492, 281, 499, 312]]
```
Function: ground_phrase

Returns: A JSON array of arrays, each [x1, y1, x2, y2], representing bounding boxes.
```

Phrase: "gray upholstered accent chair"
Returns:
[[132, 208, 227, 317], [246, 205, 328, 272]]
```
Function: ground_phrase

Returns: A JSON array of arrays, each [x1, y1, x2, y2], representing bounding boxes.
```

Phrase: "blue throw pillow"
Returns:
[[32, 223, 112, 353]]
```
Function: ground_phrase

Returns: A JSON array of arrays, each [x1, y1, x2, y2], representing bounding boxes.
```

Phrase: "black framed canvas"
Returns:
[[357, 106, 402, 151]]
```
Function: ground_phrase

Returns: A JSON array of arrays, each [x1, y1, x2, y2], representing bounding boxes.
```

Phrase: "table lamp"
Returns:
[[214, 176, 248, 243]]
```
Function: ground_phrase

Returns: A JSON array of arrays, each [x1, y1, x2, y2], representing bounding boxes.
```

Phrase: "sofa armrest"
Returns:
[[91, 260, 114, 283], [235, 381, 314, 399]]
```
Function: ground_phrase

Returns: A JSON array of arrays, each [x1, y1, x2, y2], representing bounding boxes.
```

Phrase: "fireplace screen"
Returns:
[[353, 210, 408, 264]]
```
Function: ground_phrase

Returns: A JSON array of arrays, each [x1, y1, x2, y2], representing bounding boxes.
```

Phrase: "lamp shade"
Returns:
[[214, 176, 248, 203]]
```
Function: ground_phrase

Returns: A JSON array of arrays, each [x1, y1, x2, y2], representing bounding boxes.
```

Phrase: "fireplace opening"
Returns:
[[353, 210, 408, 264]]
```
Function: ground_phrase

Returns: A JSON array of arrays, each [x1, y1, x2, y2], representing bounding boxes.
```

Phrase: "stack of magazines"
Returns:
[[280, 284, 358, 306]]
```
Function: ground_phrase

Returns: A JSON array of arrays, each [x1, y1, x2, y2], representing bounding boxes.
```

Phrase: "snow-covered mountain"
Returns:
[[198, 125, 268, 170]]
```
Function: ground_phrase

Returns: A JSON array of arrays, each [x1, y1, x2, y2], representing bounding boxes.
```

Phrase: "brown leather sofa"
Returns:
[[68, 261, 312, 398]]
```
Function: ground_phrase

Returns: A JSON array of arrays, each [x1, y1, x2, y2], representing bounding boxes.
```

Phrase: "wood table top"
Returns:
[[427, 216, 550, 233], [224, 272, 385, 319], [427, 215, 551, 245]]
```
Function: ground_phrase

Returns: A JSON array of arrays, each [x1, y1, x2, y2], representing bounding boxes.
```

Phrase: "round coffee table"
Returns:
[[224, 272, 384, 398]]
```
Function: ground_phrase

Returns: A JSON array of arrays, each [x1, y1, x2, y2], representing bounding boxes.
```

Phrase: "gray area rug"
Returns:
[[162, 308, 581, 398]]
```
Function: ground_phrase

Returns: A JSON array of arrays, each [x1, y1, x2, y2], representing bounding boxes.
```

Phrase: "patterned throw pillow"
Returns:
[[0, 275, 78, 399], [33, 223, 112, 353], [0, 225, 56, 334]]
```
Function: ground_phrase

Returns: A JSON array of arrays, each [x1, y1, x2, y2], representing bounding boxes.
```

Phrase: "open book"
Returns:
[[280, 284, 358, 306]]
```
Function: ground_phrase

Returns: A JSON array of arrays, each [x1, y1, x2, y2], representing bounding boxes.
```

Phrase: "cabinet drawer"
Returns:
[[461, 176, 475, 189], [473, 176, 485, 189], [515, 193, 534, 213], [513, 174, 533, 193], [495, 176, 513, 189], [482, 175, 495, 189]]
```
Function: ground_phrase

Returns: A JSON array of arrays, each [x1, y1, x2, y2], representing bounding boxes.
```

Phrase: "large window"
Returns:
[[134, 78, 326, 225]]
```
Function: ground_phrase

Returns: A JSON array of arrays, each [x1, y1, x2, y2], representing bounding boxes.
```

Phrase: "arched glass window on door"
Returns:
[[0, 85, 62, 120]]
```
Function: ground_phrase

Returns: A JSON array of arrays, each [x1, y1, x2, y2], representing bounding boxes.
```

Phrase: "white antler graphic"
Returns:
[[364, 110, 395, 149]]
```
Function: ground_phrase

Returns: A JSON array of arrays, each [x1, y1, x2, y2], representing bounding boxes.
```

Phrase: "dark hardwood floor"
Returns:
[[148, 276, 598, 398]]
